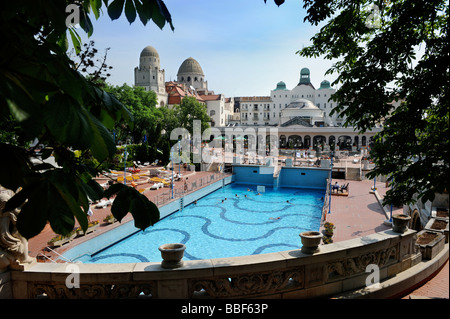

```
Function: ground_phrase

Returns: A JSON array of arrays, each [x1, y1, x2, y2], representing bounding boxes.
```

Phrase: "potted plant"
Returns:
[[76, 220, 100, 236], [416, 230, 445, 260], [392, 214, 411, 233], [103, 214, 117, 224], [47, 230, 77, 247], [299, 231, 323, 254], [158, 243, 186, 269], [323, 222, 335, 236], [323, 222, 335, 244]]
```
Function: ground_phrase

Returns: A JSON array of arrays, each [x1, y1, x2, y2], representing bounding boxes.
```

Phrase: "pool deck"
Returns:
[[26, 172, 448, 299]]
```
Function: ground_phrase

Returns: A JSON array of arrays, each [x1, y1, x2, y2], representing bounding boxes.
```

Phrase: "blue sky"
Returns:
[[80, 0, 337, 97]]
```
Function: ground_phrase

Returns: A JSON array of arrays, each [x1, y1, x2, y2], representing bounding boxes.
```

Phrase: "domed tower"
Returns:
[[274, 81, 288, 91], [139, 45, 160, 69], [298, 68, 311, 85], [319, 80, 331, 89], [134, 45, 167, 107], [177, 57, 208, 92]]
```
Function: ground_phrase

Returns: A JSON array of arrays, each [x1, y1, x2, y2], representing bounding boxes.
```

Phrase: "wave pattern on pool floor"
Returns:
[[87, 185, 324, 263]]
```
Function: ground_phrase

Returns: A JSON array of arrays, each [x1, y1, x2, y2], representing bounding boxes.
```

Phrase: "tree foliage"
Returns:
[[105, 83, 158, 144], [172, 97, 211, 136], [290, 0, 448, 206], [0, 0, 174, 238]]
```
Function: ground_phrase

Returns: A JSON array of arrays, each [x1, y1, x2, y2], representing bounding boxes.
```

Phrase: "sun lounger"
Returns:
[[150, 182, 164, 190]]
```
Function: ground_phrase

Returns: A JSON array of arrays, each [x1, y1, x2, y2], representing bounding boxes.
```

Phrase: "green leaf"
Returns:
[[110, 187, 131, 222], [108, 184, 160, 230], [16, 182, 50, 239], [150, 0, 166, 29], [79, 7, 94, 37], [90, 0, 102, 19], [155, 0, 174, 31], [86, 110, 116, 162], [0, 143, 34, 190], [129, 189, 159, 230], [103, 182, 127, 198], [107, 0, 125, 20], [68, 27, 82, 54], [125, 0, 137, 24], [44, 93, 92, 150]]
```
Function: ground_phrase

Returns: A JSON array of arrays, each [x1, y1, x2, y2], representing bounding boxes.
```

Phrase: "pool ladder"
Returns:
[[180, 197, 184, 211]]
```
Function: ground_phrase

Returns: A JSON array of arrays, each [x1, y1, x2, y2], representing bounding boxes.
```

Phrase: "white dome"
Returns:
[[139, 45, 160, 69]]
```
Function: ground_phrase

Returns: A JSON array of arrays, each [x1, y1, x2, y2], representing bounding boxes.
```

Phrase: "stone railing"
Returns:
[[9, 229, 424, 299]]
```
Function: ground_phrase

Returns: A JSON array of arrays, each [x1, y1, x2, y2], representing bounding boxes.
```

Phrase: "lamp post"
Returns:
[[328, 151, 334, 215], [123, 145, 128, 185], [178, 140, 181, 176], [171, 149, 174, 199]]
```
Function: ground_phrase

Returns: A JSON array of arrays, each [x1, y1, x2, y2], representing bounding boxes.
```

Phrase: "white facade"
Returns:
[[265, 68, 346, 126], [201, 95, 235, 127], [239, 96, 273, 126], [134, 46, 168, 107]]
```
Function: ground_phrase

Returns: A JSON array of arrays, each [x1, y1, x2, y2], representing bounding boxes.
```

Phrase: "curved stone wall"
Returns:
[[10, 229, 434, 299]]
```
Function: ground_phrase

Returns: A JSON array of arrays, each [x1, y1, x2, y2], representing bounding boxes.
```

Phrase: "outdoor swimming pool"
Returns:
[[78, 184, 325, 263]]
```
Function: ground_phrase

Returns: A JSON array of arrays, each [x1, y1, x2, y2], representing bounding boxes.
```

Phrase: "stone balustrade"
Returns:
[[8, 229, 424, 299]]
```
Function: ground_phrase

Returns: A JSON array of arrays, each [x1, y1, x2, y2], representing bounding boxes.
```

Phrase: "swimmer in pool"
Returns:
[[269, 217, 281, 220]]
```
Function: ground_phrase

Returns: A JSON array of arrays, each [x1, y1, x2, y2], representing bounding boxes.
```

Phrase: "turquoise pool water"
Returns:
[[80, 184, 325, 263]]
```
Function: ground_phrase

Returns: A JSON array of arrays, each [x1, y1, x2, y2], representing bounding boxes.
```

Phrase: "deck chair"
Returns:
[[339, 183, 349, 193]]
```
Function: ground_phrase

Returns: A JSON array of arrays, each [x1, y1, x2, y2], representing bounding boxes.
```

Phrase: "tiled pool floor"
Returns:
[[82, 184, 324, 263]]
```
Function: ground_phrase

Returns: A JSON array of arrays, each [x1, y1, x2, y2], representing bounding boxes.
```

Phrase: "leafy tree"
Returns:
[[173, 97, 211, 136], [0, 0, 174, 238], [105, 83, 158, 144], [271, 0, 449, 206]]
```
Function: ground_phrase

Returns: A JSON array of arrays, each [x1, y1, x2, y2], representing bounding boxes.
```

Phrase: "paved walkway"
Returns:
[[27, 176, 448, 299], [323, 179, 448, 299]]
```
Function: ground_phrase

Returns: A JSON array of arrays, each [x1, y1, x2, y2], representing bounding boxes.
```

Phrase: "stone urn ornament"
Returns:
[[392, 214, 411, 233], [158, 243, 186, 269], [299, 231, 323, 254]]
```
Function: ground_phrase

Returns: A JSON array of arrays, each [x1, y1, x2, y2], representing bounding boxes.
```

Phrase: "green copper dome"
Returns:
[[274, 81, 287, 91], [319, 80, 331, 89], [299, 68, 311, 85]]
